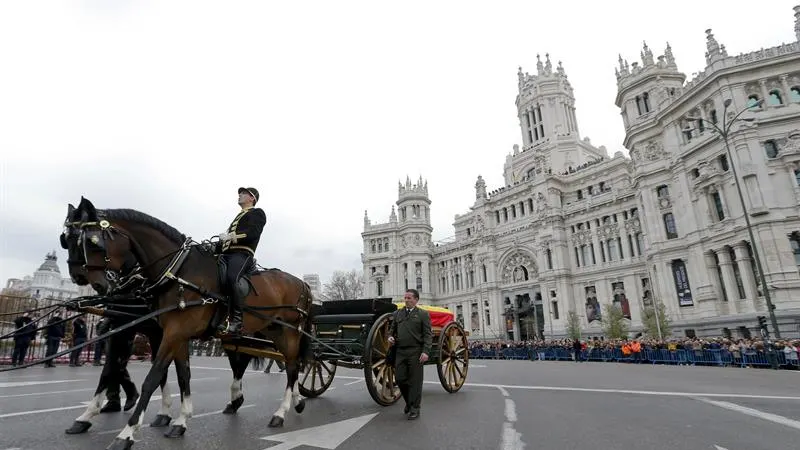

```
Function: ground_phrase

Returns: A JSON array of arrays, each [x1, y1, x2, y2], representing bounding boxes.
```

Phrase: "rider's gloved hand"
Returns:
[[218, 232, 235, 242]]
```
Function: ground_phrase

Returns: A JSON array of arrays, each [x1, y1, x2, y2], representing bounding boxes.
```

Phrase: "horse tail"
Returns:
[[298, 281, 315, 371], [249, 355, 266, 371]]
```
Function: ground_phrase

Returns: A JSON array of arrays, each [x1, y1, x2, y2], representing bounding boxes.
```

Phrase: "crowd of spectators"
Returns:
[[469, 337, 800, 370]]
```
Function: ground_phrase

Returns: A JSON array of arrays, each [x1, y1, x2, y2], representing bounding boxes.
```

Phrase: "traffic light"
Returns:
[[757, 316, 767, 328]]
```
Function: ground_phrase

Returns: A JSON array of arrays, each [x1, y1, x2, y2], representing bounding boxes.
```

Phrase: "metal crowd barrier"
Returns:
[[468, 346, 799, 369]]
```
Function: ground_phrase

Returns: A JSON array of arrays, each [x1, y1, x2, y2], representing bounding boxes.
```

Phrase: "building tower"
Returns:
[[361, 175, 435, 301], [396, 175, 434, 300], [507, 54, 607, 184], [614, 41, 686, 144]]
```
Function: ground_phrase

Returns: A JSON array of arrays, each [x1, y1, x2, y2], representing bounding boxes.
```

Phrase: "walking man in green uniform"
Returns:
[[388, 288, 432, 420]]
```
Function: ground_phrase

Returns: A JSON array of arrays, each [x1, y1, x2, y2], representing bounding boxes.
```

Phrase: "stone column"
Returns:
[[716, 249, 739, 304], [759, 80, 770, 107], [780, 75, 791, 102], [704, 251, 727, 312], [733, 242, 760, 305]]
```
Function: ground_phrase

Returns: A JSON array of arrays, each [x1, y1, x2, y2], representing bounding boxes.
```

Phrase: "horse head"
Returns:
[[71, 196, 195, 297], [61, 202, 89, 286], [70, 196, 140, 295]]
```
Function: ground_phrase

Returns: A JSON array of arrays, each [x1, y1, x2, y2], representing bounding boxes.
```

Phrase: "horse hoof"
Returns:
[[106, 437, 134, 450], [149, 414, 172, 428], [65, 420, 92, 434], [223, 395, 245, 414], [268, 415, 284, 427], [163, 425, 186, 438], [294, 399, 306, 414]]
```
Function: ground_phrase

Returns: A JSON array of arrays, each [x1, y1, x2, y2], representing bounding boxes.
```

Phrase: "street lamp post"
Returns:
[[686, 98, 781, 338]]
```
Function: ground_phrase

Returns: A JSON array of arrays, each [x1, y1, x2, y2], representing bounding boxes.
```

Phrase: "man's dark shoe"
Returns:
[[100, 402, 121, 413], [404, 405, 410, 415], [407, 411, 419, 420], [123, 392, 139, 411]]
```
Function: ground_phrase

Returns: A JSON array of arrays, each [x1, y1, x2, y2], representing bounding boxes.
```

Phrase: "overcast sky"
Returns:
[[1, 0, 798, 290]]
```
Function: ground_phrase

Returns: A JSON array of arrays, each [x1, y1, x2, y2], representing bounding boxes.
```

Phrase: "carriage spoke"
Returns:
[[320, 360, 333, 376], [371, 359, 385, 371], [301, 364, 312, 385], [316, 365, 325, 389]]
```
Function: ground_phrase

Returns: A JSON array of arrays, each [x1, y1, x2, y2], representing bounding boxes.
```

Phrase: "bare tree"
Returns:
[[322, 269, 365, 301]]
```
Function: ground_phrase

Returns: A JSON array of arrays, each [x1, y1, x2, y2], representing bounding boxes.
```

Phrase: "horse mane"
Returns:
[[102, 208, 187, 245]]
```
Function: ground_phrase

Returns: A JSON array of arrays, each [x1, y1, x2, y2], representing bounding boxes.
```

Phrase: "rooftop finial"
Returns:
[[536, 54, 544, 75], [794, 5, 800, 41], [704, 29, 724, 65], [544, 53, 552, 75], [665, 42, 675, 67], [641, 41, 654, 66]]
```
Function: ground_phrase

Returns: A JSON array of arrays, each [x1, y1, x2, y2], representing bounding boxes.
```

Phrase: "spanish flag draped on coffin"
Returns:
[[394, 302, 454, 328]]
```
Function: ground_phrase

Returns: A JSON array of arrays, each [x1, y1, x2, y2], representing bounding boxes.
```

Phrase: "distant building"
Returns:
[[303, 273, 328, 303], [1, 251, 98, 339], [362, 7, 800, 341], [2, 251, 95, 302]]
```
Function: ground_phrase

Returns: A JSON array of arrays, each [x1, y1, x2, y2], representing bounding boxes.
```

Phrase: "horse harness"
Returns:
[[63, 214, 313, 333]]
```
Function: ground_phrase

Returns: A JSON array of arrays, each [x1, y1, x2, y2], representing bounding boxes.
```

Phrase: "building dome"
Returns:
[[36, 251, 61, 274]]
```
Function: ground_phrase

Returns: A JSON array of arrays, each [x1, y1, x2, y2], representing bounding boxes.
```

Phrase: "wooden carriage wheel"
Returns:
[[436, 321, 469, 393], [363, 312, 401, 406], [298, 359, 337, 398]]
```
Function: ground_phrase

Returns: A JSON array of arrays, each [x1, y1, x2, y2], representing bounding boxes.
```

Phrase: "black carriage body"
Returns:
[[307, 297, 396, 366], [298, 297, 469, 406]]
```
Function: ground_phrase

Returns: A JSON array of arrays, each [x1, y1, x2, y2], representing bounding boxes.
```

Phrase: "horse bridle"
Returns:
[[61, 217, 138, 291]]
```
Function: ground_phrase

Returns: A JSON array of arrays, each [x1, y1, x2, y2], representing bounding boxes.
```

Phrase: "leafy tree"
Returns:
[[601, 303, 629, 340], [322, 269, 365, 301], [641, 300, 671, 339], [566, 310, 582, 341]]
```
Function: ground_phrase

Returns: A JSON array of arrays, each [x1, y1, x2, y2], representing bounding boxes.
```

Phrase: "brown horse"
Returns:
[[71, 197, 315, 450], [60, 203, 258, 436]]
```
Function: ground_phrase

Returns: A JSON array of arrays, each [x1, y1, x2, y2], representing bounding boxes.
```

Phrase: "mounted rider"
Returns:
[[213, 187, 267, 337]]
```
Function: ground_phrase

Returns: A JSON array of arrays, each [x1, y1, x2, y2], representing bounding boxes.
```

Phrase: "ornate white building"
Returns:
[[362, 6, 800, 341], [2, 251, 96, 302]]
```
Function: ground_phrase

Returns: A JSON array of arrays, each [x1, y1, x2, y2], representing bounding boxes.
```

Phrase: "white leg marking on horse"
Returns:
[[230, 378, 243, 402], [171, 395, 193, 427], [158, 382, 172, 417], [273, 386, 293, 419], [291, 380, 301, 406], [75, 389, 106, 422]]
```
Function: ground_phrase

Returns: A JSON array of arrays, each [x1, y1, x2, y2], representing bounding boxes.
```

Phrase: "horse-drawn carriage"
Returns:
[[0, 197, 471, 450], [225, 297, 470, 406]]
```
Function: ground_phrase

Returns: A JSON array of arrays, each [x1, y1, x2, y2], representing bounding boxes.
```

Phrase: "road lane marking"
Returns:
[[0, 393, 180, 419], [0, 379, 84, 388], [0, 377, 219, 399], [0, 388, 95, 399], [698, 398, 800, 431], [190, 366, 800, 401], [498, 386, 524, 450], [466, 382, 800, 401], [344, 379, 363, 386], [95, 404, 257, 435]]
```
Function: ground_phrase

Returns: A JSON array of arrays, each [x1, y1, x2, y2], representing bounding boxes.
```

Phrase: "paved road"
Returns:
[[1, 357, 799, 449]]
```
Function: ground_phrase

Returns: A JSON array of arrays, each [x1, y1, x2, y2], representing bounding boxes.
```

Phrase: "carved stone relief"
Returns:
[[500, 251, 538, 284]]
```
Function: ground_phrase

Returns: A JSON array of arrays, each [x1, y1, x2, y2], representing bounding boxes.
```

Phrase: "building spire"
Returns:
[[795, 5, 800, 41]]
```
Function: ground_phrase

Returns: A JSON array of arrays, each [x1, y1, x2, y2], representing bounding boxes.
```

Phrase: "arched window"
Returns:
[[764, 140, 779, 158], [768, 90, 784, 106], [746, 95, 761, 108], [663, 213, 678, 239], [790, 87, 800, 103]]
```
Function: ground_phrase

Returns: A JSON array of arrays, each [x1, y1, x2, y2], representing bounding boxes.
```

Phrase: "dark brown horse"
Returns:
[[60, 203, 257, 436], [71, 197, 314, 450]]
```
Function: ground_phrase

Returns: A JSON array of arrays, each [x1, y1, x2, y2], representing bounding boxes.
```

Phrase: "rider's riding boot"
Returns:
[[218, 291, 244, 337]]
